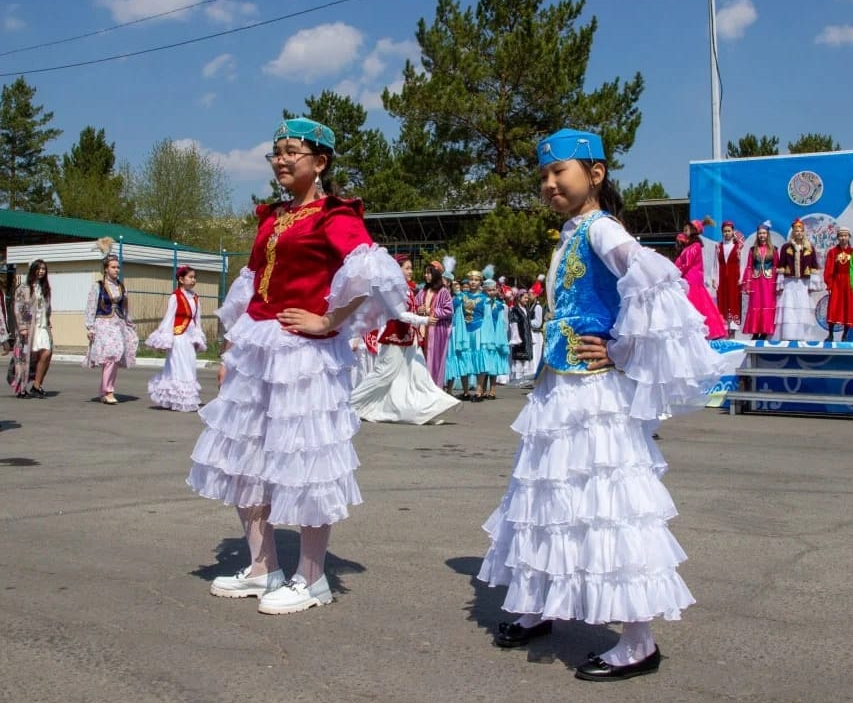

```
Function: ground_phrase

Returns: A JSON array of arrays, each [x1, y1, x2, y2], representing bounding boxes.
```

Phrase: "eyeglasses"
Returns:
[[265, 150, 314, 163]]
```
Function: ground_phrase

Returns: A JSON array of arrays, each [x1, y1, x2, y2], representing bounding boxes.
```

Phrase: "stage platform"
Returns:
[[725, 340, 853, 416]]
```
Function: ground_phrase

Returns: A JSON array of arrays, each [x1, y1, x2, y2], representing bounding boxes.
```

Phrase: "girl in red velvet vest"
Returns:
[[144, 265, 207, 411]]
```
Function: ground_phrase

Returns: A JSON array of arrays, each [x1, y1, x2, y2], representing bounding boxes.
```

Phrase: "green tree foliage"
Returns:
[[0, 76, 62, 212], [383, 0, 644, 208], [450, 205, 563, 283], [54, 126, 135, 224], [620, 179, 669, 210], [264, 95, 429, 212], [726, 133, 779, 158], [133, 139, 232, 246], [787, 132, 841, 154]]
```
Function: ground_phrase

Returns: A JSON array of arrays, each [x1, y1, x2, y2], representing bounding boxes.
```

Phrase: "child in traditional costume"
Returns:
[[478, 128, 732, 682], [83, 241, 138, 404], [145, 265, 207, 411], [774, 218, 821, 340], [822, 225, 853, 342], [187, 118, 407, 615], [741, 221, 779, 340], [351, 253, 459, 424]]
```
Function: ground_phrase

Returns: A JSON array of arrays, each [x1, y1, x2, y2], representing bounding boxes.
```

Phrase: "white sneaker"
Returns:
[[209, 567, 286, 598], [257, 574, 333, 615]]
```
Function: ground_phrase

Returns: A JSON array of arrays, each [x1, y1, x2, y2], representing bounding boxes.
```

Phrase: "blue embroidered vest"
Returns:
[[457, 291, 486, 332], [542, 211, 620, 374], [95, 281, 128, 320]]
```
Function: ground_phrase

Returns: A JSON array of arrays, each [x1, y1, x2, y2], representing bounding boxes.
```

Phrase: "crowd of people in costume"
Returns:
[[1, 112, 845, 688], [687, 217, 853, 343]]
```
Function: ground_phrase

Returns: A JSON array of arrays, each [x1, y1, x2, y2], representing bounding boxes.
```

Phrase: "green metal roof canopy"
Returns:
[[0, 209, 213, 253]]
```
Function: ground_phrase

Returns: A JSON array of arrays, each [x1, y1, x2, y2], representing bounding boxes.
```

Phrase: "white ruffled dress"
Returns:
[[477, 215, 735, 625], [188, 244, 406, 527], [145, 289, 207, 412]]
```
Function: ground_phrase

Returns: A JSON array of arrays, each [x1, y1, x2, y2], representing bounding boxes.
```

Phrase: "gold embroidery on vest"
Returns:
[[562, 236, 586, 289], [559, 321, 581, 366], [258, 205, 322, 302], [462, 295, 477, 323]]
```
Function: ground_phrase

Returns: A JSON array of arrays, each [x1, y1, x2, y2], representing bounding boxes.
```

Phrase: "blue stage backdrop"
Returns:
[[689, 150, 853, 254], [690, 151, 853, 341]]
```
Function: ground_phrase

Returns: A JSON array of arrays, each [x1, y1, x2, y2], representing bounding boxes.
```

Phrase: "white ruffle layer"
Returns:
[[217, 267, 255, 331], [774, 278, 816, 340], [145, 326, 206, 352], [327, 243, 408, 337], [478, 345, 696, 624], [148, 377, 201, 412], [607, 247, 737, 420], [187, 317, 362, 527], [351, 343, 460, 424]]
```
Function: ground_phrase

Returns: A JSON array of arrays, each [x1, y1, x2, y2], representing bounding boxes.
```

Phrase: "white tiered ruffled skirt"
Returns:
[[477, 368, 695, 625], [187, 315, 362, 527], [148, 334, 202, 412]]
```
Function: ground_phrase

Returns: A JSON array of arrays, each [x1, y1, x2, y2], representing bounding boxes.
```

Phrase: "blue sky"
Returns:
[[2, 0, 852, 213]]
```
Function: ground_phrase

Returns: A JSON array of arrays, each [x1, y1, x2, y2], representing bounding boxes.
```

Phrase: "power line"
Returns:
[[0, 0, 355, 78], [0, 0, 218, 58]]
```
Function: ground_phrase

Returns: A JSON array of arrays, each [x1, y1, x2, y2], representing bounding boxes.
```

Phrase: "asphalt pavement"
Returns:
[[0, 362, 850, 703]]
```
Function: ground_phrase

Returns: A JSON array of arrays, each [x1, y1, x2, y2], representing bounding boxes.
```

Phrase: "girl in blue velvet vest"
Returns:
[[477, 128, 731, 682]]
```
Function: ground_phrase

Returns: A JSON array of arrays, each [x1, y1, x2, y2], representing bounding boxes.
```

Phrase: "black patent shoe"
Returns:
[[574, 645, 661, 681], [16, 390, 30, 399], [31, 385, 46, 398], [493, 620, 552, 648]]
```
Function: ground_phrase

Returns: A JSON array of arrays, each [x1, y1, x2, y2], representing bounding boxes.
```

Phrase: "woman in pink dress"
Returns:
[[414, 260, 454, 387], [741, 221, 779, 340], [674, 219, 727, 340]]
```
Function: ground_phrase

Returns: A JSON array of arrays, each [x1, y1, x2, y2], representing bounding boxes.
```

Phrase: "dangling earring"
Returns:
[[314, 174, 325, 197]]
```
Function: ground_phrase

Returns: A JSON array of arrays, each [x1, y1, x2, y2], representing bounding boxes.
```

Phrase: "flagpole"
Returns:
[[709, 0, 722, 159]]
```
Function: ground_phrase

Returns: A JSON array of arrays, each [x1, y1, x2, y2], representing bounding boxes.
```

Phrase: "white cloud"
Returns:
[[172, 138, 270, 181], [198, 92, 217, 108], [94, 0, 196, 24], [815, 24, 853, 46], [263, 22, 364, 82], [332, 79, 360, 99], [204, 0, 258, 26], [716, 0, 757, 41], [3, 4, 25, 31], [203, 53, 236, 80], [359, 89, 385, 110]]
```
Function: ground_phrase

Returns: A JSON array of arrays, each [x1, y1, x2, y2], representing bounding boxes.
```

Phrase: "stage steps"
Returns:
[[727, 342, 853, 416]]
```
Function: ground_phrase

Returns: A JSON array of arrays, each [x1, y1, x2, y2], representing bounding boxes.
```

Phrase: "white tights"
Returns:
[[511, 615, 655, 665]]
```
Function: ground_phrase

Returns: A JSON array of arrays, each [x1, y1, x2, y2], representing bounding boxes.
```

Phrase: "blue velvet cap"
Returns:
[[273, 117, 335, 151], [537, 129, 605, 166]]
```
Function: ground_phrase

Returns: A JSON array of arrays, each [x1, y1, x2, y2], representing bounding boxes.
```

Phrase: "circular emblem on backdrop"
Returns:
[[788, 171, 823, 206]]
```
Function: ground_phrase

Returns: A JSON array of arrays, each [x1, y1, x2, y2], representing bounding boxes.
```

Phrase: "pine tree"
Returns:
[[0, 77, 62, 212], [55, 126, 135, 224], [383, 0, 644, 208]]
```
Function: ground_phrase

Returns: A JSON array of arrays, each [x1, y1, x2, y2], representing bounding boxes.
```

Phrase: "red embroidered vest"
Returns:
[[173, 290, 196, 335]]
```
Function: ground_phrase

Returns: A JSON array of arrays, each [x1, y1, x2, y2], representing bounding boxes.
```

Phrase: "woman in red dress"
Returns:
[[188, 117, 407, 615], [823, 225, 853, 342]]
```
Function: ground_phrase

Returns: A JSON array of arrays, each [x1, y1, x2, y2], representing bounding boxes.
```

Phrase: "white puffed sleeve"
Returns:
[[145, 294, 178, 350], [326, 243, 408, 336], [590, 219, 739, 420], [216, 267, 255, 331]]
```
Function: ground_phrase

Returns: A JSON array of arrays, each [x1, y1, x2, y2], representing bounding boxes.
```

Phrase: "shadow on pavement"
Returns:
[[446, 554, 619, 670], [192, 531, 367, 597]]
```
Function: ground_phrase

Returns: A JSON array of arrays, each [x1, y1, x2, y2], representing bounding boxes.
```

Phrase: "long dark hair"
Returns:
[[424, 264, 444, 292], [304, 141, 339, 197], [576, 159, 624, 217], [26, 259, 51, 300]]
